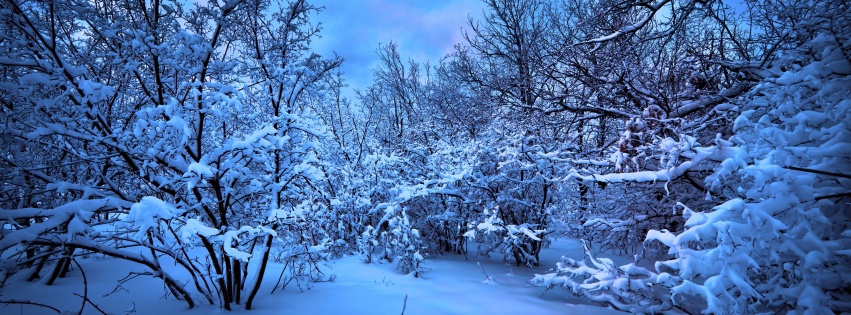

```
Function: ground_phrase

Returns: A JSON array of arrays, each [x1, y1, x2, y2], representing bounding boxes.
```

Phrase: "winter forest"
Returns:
[[0, 0, 849, 314]]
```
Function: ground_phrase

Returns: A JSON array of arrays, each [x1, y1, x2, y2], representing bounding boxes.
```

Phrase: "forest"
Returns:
[[0, 0, 849, 314]]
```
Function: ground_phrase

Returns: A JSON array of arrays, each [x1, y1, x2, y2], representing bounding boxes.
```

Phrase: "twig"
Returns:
[[478, 262, 497, 284], [477, 262, 489, 278], [271, 259, 289, 294], [72, 258, 86, 315], [72, 293, 108, 315], [103, 271, 148, 297], [401, 294, 407, 315]]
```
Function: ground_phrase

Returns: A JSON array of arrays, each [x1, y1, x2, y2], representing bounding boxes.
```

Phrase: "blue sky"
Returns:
[[310, 0, 485, 96]]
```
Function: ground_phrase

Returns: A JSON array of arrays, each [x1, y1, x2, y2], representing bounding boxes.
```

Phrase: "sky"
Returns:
[[306, 0, 748, 99], [309, 0, 486, 97]]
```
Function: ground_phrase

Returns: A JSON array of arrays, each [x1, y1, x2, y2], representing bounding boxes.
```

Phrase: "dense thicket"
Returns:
[[1, 0, 848, 313], [348, 0, 851, 313], [0, 0, 341, 310]]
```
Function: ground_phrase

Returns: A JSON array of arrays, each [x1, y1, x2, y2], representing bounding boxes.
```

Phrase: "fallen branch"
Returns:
[[0, 300, 60, 313]]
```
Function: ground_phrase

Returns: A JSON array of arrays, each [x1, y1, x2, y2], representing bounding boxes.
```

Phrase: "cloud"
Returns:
[[310, 0, 485, 94]]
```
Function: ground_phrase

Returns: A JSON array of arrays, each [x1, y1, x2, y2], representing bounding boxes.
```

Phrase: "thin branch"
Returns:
[[70, 259, 108, 315], [783, 166, 851, 179], [577, 0, 672, 51]]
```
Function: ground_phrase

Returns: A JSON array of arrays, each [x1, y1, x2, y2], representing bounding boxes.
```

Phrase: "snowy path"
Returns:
[[1, 239, 624, 314]]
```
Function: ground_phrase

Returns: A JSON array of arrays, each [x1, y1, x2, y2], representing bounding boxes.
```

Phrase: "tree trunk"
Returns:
[[245, 234, 274, 310]]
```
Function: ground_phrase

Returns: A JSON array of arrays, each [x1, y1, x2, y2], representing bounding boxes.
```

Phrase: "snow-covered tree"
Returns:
[[532, 0, 851, 313], [0, 0, 340, 310]]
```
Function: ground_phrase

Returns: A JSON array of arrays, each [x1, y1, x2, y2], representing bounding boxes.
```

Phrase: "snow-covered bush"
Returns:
[[344, 139, 476, 273], [385, 210, 425, 276], [354, 205, 425, 277], [648, 20, 851, 312], [267, 200, 338, 290], [577, 182, 691, 256], [530, 240, 669, 313], [533, 3, 851, 312], [465, 207, 548, 267], [363, 205, 425, 276], [0, 0, 342, 311], [395, 248, 426, 278], [357, 225, 379, 264]]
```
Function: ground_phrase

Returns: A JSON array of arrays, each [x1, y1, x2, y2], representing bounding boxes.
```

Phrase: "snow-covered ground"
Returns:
[[1, 238, 625, 314]]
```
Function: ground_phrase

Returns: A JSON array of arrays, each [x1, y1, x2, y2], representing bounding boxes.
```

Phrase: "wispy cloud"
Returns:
[[310, 0, 485, 94]]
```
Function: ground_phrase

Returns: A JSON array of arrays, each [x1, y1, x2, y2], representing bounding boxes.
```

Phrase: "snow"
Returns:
[[231, 125, 278, 150], [123, 196, 182, 239], [0, 239, 624, 315], [180, 219, 220, 243], [0, 198, 125, 251], [646, 229, 675, 247], [2, 0, 848, 313], [187, 162, 214, 178], [223, 233, 253, 262], [185, 162, 215, 189], [222, 226, 277, 262]]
